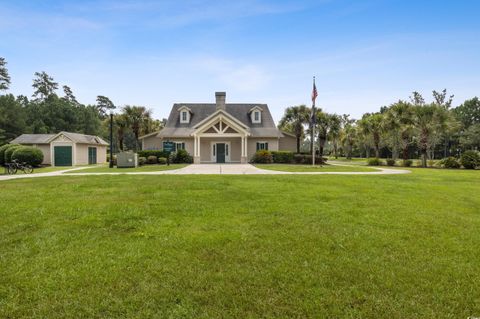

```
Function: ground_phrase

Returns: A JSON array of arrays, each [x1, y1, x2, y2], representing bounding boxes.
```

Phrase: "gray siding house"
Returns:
[[140, 92, 296, 163]]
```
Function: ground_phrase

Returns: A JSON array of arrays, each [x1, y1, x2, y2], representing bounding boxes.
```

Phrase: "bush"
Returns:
[[147, 155, 158, 164], [251, 150, 273, 163], [402, 159, 413, 167], [386, 159, 396, 166], [293, 154, 327, 164], [440, 157, 460, 169], [158, 157, 167, 165], [137, 150, 170, 159], [11, 147, 44, 166], [138, 157, 147, 165], [4, 145, 22, 163], [367, 158, 382, 166], [171, 149, 193, 164], [0, 144, 19, 165], [272, 151, 294, 163], [460, 150, 480, 169], [427, 159, 436, 167]]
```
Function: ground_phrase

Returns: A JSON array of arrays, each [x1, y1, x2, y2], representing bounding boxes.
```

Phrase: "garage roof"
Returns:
[[10, 132, 109, 146]]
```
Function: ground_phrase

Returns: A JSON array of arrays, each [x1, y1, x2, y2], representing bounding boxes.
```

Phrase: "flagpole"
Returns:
[[312, 76, 316, 166]]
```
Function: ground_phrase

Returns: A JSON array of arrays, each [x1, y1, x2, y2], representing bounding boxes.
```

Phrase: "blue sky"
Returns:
[[1, 0, 479, 122]]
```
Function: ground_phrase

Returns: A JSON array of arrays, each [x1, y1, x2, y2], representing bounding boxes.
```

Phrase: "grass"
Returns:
[[0, 165, 75, 175], [1, 169, 479, 318], [69, 163, 188, 173], [255, 163, 378, 172]]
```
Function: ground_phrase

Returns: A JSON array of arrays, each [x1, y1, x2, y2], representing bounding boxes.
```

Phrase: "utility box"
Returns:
[[116, 152, 138, 168]]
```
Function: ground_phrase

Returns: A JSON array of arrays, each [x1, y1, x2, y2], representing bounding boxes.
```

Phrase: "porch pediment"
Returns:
[[193, 110, 249, 136]]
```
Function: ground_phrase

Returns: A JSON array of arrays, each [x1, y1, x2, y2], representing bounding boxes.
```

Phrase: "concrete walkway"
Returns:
[[0, 164, 410, 181]]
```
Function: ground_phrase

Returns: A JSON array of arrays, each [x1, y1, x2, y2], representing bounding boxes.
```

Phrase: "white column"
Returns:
[[197, 136, 201, 158], [241, 136, 245, 157], [244, 136, 248, 158], [194, 135, 197, 156]]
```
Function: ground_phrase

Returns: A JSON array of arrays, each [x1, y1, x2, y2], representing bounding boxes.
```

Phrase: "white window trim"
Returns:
[[251, 110, 261, 124], [180, 110, 190, 124], [175, 141, 185, 151], [210, 141, 231, 163], [256, 141, 268, 151]]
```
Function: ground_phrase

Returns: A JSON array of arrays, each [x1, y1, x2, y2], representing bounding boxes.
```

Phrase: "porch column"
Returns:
[[194, 135, 201, 164], [241, 135, 248, 164]]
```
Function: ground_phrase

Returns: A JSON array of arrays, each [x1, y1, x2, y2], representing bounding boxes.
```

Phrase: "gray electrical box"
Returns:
[[116, 152, 138, 168]]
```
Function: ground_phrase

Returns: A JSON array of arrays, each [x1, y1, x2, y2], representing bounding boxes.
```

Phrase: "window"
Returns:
[[176, 142, 185, 150], [180, 110, 189, 123], [256, 142, 268, 151], [252, 110, 261, 123], [226, 144, 229, 156]]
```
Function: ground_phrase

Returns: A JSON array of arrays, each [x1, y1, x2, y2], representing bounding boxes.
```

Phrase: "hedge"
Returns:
[[293, 154, 327, 165], [251, 150, 273, 163], [4, 144, 22, 164], [170, 149, 193, 164], [0, 144, 19, 165], [460, 150, 480, 169], [137, 150, 170, 159], [271, 151, 294, 163], [12, 146, 44, 166]]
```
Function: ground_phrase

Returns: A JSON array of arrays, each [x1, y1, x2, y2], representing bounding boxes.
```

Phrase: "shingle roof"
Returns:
[[158, 103, 283, 138], [10, 132, 108, 146], [10, 134, 55, 144]]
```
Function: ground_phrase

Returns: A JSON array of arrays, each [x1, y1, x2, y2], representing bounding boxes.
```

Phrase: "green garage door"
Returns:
[[54, 146, 72, 166], [88, 147, 97, 165]]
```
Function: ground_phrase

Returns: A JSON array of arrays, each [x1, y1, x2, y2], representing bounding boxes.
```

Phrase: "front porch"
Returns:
[[192, 111, 250, 164]]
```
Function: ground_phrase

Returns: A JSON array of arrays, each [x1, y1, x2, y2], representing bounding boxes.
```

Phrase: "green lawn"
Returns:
[[1, 169, 479, 318], [68, 163, 188, 173], [255, 163, 378, 172], [0, 165, 75, 175]]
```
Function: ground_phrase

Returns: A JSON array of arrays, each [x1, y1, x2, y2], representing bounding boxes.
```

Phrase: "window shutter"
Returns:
[[256, 142, 259, 151], [265, 142, 269, 150]]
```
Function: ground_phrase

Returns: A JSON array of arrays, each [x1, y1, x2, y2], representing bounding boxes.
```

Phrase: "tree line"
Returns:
[[279, 89, 480, 167], [0, 57, 165, 151]]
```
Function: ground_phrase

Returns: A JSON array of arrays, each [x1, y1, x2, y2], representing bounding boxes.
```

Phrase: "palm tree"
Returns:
[[383, 101, 414, 160], [279, 105, 310, 153], [359, 113, 384, 158], [341, 123, 357, 159], [114, 113, 128, 151], [328, 114, 342, 159], [123, 105, 152, 151]]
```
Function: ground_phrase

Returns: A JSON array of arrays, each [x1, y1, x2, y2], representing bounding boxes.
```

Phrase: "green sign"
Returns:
[[163, 142, 175, 153]]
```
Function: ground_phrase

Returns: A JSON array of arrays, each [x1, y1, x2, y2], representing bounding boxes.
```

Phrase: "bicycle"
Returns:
[[7, 160, 34, 174]]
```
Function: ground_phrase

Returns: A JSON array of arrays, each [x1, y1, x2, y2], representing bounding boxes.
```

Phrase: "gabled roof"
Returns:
[[158, 103, 283, 138], [10, 132, 108, 146]]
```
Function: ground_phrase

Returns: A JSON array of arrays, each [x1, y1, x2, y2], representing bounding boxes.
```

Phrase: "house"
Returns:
[[10, 131, 108, 166], [139, 92, 297, 163]]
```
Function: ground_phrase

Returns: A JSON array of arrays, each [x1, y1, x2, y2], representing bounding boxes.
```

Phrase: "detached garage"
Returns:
[[10, 131, 108, 166]]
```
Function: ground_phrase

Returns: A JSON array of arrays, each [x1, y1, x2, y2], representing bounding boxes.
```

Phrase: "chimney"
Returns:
[[215, 92, 226, 111]]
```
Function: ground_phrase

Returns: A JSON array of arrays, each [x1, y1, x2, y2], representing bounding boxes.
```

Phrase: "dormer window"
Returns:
[[249, 106, 263, 124], [179, 106, 191, 124]]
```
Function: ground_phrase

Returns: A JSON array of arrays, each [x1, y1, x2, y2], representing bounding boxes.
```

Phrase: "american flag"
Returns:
[[311, 77, 317, 124]]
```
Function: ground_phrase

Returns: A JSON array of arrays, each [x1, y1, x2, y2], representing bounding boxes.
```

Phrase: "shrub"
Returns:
[[4, 144, 22, 163], [427, 159, 436, 167], [138, 157, 147, 166], [386, 159, 396, 166], [402, 159, 413, 167], [158, 157, 167, 165], [293, 154, 327, 164], [251, 150, 273, 164], [272, 151, 294, 163], [147, 155, 158, 164], [0, 144, 19, 165], [440, 157, 460, 169], [367, 158, 382, 166], [171, 149, 193, 164], [460, 150, 480, 169], [11, 147, 44, 166], [137, 150, 170, 159]]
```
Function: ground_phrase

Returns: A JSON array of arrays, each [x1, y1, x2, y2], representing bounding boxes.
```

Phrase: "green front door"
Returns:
[[88, 147, 97, 165], [54, 146, 72, 166], [216, 143, 225, 163]]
